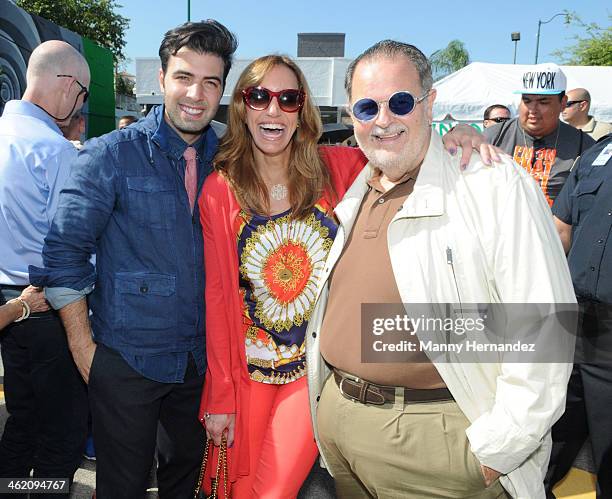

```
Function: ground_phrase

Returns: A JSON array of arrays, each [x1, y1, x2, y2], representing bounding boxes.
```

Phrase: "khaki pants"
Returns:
[[317, 375, 509, 498]]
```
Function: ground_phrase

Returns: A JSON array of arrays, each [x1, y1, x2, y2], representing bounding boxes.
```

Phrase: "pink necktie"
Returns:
[[183, 146, 197, 213]]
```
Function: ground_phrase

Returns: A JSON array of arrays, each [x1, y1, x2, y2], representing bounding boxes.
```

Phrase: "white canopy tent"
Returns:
[[433, 62, 612, 123]]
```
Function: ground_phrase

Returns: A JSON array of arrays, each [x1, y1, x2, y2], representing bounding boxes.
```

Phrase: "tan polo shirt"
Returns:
[[320, 168, 445, 389]]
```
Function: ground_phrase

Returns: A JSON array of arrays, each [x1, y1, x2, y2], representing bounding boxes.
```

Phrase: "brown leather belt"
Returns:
[[333, 369, 453, 406]]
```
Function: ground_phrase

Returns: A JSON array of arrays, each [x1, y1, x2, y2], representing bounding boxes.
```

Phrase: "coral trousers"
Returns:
[[228, 376, 319, 499]]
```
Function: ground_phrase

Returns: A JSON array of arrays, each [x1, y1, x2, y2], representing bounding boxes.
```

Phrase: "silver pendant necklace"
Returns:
[[270, 184, 288, 201]]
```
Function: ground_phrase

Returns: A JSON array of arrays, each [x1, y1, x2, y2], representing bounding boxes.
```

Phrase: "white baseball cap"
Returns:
[[515, 63, 567, 95]]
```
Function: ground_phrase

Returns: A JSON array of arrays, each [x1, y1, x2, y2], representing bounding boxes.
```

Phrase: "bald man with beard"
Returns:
[[0, 40, 90, 496]]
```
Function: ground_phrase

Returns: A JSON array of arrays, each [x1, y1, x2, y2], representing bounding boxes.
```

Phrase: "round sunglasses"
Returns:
[[242, 86, 305, 113], [351, 90, 430, 122]]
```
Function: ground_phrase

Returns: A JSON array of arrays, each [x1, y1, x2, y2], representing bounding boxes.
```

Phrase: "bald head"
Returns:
[[568, 88, 591, 103], [23, 41, 91, 123], [26, 40, 90, 85], [562, 87, 592, 127]]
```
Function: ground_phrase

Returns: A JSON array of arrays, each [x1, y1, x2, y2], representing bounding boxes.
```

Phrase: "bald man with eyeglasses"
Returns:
[[0, 40, 90, 495]]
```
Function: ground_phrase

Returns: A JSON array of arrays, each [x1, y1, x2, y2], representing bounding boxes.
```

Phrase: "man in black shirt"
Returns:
[[548, 134, 612, 498]]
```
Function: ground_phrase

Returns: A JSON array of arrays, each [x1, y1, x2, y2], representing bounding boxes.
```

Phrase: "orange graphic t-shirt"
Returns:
[[513, 145, 557, 206]]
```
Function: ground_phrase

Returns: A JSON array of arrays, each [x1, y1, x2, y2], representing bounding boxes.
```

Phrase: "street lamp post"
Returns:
[[511, 32, 520, 64], [187, 0, 191, 21], [535, 12, 568, 64]]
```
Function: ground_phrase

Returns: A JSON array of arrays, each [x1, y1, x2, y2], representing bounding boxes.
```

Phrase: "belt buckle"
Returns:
[[338, 374, 360, 403], [338, 376, 349, 398], [338, 374, 386, 406]]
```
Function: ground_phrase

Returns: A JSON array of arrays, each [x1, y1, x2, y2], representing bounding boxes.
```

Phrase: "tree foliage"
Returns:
[[553, 12, 612, 66], [430, 40, 470, 81], [17, 0, 129, 63], [115, 73, 134, 96]]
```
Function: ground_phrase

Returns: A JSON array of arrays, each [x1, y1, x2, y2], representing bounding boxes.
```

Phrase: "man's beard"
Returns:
[[356, 124, 428, 181], [364, 148, 409, 179]]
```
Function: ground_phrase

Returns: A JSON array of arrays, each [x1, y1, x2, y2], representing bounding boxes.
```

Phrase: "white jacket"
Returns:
[[306, 133, 576, 499]]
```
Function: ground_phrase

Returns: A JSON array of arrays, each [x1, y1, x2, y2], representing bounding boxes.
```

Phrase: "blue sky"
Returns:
[[117, 1, 610, 72]]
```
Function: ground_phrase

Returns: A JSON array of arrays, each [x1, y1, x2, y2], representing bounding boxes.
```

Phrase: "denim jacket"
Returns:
[[30, 106, 216, 382]]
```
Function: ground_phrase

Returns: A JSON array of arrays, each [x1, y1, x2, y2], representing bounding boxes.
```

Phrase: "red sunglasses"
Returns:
[[242, 86, 305, 113]]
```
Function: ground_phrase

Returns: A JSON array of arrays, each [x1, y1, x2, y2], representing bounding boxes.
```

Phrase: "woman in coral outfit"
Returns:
[[198, 55, 366, 498]]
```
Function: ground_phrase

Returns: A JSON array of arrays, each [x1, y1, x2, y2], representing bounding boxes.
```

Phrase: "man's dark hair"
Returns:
[[345, 40, 432, 100], [483, 104, 510, 120], [118, 115, 138, 129], [159, 19, 238, 86]]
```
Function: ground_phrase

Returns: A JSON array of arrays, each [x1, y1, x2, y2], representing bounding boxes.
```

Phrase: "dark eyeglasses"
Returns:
[[486, 117, 511, 124], [242, 86, 305, 113], [565, 100, 585, 108], [351, 90, 430, 122], [57, 74, 89, 103]]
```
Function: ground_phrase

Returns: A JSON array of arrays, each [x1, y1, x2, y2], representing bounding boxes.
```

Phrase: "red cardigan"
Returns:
[[198, 146, 367, 482]]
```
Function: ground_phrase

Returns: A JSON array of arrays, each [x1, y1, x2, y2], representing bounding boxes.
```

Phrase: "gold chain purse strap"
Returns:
[[193, 436, 210, 499], [193, 434, 229, 499]]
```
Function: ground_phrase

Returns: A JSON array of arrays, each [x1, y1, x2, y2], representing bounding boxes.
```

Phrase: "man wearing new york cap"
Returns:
[[484, 63, 594, 206]]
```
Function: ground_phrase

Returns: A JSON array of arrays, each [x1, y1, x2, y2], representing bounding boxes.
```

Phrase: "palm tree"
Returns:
[[430, 40, 470, 81]]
